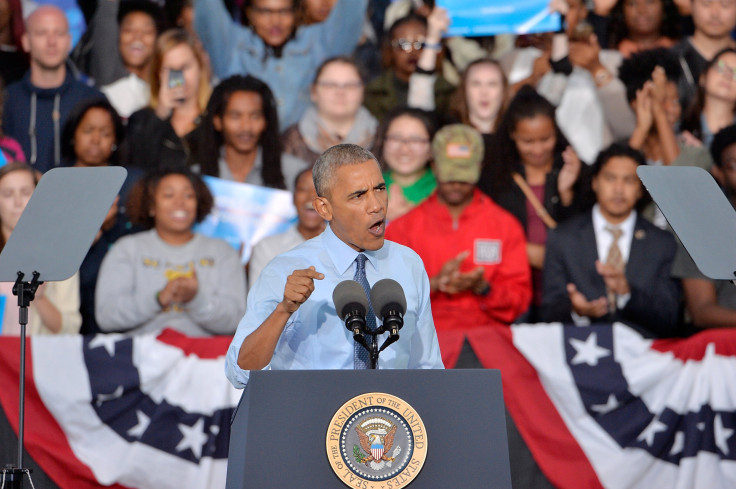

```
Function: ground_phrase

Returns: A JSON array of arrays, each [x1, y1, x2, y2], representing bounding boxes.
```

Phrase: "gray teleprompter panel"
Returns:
[[637, 165, 736, 280], [0, 166, 126, 282]]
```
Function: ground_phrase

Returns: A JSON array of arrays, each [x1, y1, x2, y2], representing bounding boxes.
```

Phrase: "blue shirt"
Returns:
[[225, 225, 444, 388], [194, 0, 367, 129]]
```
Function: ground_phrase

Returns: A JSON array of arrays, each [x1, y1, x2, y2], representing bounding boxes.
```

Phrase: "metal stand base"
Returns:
[[0, 466, 33, 489]]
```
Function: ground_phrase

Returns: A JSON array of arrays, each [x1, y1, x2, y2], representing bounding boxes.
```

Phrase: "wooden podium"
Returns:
[[226, 369, 512, 488]]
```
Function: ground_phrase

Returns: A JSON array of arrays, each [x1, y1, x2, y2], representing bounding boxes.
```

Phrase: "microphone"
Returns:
[[370, 279, 406, 338], [332, 280, 369, 337]]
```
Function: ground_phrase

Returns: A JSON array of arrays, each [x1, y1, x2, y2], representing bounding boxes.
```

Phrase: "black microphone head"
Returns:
[[370, 279, 407, 318], [332, 280, 369, 319]]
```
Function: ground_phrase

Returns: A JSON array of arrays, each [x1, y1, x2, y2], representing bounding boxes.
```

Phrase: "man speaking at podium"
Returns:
[[225, 144, 444, 388]]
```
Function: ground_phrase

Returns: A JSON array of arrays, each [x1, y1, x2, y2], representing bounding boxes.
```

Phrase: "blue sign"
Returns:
[[0, 295, 6, 334], [194, 177, 297, 264], [36, 0, 87, 47], [437, 0, 561, 36]]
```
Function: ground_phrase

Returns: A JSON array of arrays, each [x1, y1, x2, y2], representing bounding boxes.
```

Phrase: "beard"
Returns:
[[32, 56, 66, 73]]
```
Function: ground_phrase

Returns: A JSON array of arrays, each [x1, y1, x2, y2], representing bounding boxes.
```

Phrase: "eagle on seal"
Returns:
[[356, 425, 397, 465]]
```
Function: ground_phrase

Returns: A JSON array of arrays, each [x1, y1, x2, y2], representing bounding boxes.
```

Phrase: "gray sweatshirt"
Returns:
[[95, 230, 246, 336]]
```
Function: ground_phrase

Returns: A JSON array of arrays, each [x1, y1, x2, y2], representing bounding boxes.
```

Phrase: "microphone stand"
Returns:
[[376, 308, 404, 355], [367, 311, 404, 368], [342, 306, 377, 368], [352, 329, 379, 369], [369, 335, 379, 369], [2, 271, 42, 489]]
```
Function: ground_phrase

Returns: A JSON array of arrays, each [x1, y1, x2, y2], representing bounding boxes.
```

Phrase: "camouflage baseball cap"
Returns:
[[432, 124, 484, 183]]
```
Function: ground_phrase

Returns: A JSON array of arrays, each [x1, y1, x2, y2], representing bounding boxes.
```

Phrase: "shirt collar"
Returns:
[[322, 223, 385, 276], [592, 204, 637, 236], [218, 146, 263, 181]]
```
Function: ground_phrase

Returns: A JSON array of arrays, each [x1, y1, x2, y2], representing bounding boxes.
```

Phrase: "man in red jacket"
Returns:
[[386, 124, 531, 368]]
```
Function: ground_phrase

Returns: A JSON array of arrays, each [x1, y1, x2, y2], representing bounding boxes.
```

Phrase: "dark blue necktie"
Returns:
[[353, 253, 376, 369]]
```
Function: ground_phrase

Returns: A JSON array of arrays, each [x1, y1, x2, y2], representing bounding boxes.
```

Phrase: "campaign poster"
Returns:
[[194, 177, 297, 264], [437, 0, 561, 37]]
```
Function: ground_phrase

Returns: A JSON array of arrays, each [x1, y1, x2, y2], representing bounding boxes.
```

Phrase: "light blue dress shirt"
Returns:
[[225, 225, 444, 388], [194, 0, 367, 128]]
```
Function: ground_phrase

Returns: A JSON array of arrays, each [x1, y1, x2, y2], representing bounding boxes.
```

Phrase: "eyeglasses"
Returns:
[[249, 6, 294, 16], [315, 81, 363, 91], [391, 37, 425, 53], [385, 135, 430, 150], [714, 60, 736, 80]]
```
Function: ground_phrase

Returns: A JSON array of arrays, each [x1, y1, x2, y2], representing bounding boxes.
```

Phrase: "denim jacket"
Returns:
[[194, 0, 367, 129]]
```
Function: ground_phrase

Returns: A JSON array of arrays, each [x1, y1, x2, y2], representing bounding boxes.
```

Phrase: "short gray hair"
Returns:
[[312, 144, 378, 197]]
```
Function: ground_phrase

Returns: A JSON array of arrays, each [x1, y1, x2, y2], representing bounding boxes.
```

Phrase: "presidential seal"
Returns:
[[326, 393, 427, 489]]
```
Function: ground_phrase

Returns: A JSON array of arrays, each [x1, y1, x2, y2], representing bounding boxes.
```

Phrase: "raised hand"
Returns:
[[430, 251, 468, 292], [426, 6, 450, 43], [557, 145, 582, 205], [441, 267, 486, 294], [281, 266, 325, 313]]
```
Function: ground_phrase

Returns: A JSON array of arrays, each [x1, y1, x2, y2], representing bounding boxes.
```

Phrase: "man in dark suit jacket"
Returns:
[[540, 143, 680, 337]]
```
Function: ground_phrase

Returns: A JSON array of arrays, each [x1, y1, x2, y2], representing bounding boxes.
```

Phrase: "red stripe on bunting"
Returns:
[[0, 336, 132, 489], [155, 328, 231, 359], [651, 328, 736, 361], [439, 325, 605, 489]]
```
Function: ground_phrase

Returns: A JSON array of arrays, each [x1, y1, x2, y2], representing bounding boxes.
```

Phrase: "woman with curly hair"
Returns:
[[95, 166, 246, 336]]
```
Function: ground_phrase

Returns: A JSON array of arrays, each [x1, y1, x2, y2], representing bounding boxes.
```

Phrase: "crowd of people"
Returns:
[[0, 0, 735, 368]]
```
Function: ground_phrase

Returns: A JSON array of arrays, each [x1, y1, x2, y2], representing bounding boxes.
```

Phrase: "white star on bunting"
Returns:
[[127, 410, 151, 439], [715, 414, 734, 455], [670, 431, 684, 456], [637, 417, 667, 446], [176, 417, 208, 459], [591, 394, 619, 415], [95, 385, 123, 407], [88, 335, 122, 357], [570, 333, 611, 366]]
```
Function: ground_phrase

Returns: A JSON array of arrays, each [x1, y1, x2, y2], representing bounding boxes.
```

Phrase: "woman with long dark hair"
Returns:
[[479, 86, 592, 318], [189, 75, 308, 190], [681, 47, 736, 148]]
